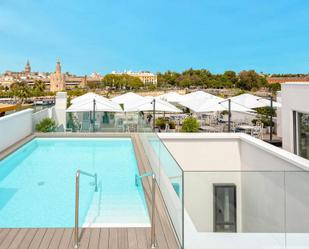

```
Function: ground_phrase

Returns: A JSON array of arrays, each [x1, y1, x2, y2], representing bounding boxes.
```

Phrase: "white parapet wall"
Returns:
[[0, 109, 33, 152], [281, 83, 309, 153], [32, 107, 54, 130], [157, 133, 309, 249], [53, 92, 67, 129], [276, 91, 282, 138]]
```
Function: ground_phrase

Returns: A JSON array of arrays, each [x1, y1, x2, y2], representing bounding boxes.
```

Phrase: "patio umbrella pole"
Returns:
[[228, 99, 231, 132], [93, 99, 96, 132], [270, 96, 273, 142], [152, 99, 156, 132]]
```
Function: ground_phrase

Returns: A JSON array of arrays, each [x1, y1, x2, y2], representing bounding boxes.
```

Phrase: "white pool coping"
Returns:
[[82, 222, 151, 228]]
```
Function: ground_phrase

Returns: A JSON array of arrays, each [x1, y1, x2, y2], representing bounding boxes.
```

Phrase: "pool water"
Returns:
[[0, 138, 150, 228]]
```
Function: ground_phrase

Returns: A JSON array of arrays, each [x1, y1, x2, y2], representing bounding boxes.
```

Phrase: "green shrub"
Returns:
[[181, 117, 200, 132], [156, 117, 166, 129], [36, 118, 56, 132], [156, 117, 176, 130], [254, 107, 276, 127]]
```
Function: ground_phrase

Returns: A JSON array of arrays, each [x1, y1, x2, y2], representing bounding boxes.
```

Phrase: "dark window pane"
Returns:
[[214, 185, 236, 232], [297, 113, 309, 159]]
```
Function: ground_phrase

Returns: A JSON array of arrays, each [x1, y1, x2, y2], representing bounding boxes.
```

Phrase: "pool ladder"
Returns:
[[73, 171, 156, 249], [74, 170, 98, 249], [135, 172, 157, 248]]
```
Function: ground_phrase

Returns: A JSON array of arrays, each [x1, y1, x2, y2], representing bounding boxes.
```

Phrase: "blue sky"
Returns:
[[1, 0, 309, 75]]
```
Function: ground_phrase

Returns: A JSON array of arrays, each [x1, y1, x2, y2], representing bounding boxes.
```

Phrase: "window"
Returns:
[[294, 111, 309, 159], [213, 184, 236, 232]]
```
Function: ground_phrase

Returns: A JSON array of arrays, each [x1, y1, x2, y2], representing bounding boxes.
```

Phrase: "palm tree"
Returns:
[[11, 82, 31, 104], [33, 80, 46, 96]]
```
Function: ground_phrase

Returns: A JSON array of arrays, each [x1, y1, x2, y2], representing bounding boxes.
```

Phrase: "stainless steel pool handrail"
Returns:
[[135, 172, 156, 248], [74, 170, 98, 249]]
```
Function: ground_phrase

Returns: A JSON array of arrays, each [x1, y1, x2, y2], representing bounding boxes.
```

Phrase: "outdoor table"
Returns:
[[237, 125, 255, 134], [200, 125, 220, 132]]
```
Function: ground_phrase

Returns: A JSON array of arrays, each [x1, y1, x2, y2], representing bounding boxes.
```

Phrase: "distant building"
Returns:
[[0, 61, 103, 92], [111, 71, 157, 85], [267, 76, 309, 84], [50, 61, 66, 92], [24, 60, 31, 75]]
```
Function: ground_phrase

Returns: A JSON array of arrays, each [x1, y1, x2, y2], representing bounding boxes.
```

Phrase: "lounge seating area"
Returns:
[[67, 111, 151, 132], [31, 91, 280, 142]]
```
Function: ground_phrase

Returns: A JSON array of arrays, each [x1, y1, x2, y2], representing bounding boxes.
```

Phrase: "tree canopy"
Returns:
[[157, 68, 268, 91], [10, 82, 31, 103], [101, 74, 144, 90]]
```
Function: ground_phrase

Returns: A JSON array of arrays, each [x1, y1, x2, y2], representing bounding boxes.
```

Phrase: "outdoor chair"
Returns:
[[251, 121, 264, 139], [80, 120, 91, 132]]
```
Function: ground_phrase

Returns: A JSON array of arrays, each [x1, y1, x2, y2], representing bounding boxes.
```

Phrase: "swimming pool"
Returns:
[[0, 138, 150, 228]]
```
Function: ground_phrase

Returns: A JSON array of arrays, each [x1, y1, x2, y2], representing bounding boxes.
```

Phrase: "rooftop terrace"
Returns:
[[0, 105, 309, 249]]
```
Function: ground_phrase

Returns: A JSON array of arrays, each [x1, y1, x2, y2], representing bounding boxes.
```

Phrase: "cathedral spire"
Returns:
[[24, 60, 31, 75], [56, 60, 61, 74]]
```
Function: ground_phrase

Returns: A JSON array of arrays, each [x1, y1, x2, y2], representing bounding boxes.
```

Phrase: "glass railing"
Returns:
[[182, 170, 309, 249], [66, 112, 153, 132], [138, 132, 184, 247], [137, 133, 309, 249]]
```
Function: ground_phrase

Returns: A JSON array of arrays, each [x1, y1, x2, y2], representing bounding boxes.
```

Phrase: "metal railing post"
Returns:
[[94, 173, 98, 192], [135, 172, 156, 248], [74, 171, 80, 249], [74, 170, 98, 249], [150, 174, 156, 248]]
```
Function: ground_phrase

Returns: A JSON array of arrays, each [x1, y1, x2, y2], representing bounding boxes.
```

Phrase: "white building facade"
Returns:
[[281, 83, 309, 159], [111, 71, 158, 85]]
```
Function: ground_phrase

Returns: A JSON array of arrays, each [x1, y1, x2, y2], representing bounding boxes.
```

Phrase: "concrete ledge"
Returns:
[[158, 132, 309, 171], [0, 134, 35, 161], [35, 132, 132, 138], [0, 132, 134, 160]]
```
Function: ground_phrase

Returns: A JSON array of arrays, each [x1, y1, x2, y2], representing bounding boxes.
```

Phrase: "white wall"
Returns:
[[32, 107, 53, 130], [0, 109, 33, 152], [276, 91, 282, 138], [53, 92, 67, 128], [158, 133, 309, 235], [281, 83, 309, 153], [184, 172, 242, 232], [161, 138, 241, 171], [160, 134, 242, 233]]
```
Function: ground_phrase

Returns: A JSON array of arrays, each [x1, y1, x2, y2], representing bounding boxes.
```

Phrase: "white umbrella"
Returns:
[[111, 92, 145, 111], [67, 97, 122, 132], [179, 94, 224, 112], [192, 99, 254, 132], [194, 99, 254, 113], [71, 92, 100, 104], [156, 92, 184, 103], [70, 92, 122, 112], [126, 96, 181, 131], [66, 98, 123, 113], [182, 90, 220, 101], [230, 93, 280, 141], [126, 96, 182, 113], [230, 93, 281, 108]]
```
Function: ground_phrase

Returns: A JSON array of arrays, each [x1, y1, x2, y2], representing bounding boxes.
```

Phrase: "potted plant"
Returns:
[[181, 117, 200, 132]]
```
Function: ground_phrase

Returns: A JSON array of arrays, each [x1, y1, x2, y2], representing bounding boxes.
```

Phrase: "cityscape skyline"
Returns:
[[1, 0, 309, 75], [2, 59, 309, 77]]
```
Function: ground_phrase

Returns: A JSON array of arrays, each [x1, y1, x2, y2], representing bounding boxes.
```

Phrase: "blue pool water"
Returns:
[[0, 138, 150, 228]]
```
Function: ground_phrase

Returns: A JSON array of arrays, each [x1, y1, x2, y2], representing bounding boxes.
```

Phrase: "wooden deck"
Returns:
[[0, 228, 159, 249], [0, 134, 180, 249]]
